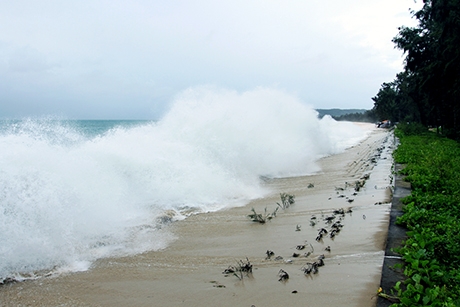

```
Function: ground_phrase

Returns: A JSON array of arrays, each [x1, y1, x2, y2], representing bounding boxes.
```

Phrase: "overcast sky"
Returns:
[[0, 0, 420, 120]]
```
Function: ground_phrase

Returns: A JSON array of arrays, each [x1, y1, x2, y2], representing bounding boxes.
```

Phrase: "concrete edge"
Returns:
[[376, 164, 411, 307]]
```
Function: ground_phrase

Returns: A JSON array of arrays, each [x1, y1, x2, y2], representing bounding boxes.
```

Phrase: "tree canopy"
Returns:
[[372, 0, 460, 138]]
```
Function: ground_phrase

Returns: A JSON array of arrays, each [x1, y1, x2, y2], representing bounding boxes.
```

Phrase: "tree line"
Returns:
[[371, 0, 460, 139]]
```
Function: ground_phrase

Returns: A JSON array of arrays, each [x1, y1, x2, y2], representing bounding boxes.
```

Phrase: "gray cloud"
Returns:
[[0, 0, 421, 119]]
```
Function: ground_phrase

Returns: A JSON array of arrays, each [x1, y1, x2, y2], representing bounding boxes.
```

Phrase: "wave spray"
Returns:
[[0, 87, 370, 281]]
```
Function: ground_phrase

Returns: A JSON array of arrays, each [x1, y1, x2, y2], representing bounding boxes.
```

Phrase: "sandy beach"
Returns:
[[0, 124, 395, 307]]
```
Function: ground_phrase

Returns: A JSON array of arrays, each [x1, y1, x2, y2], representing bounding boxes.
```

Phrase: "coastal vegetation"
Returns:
[[371, 0, 460, 139], [388, 125, 460, 306], [247, 193, 295, 223], [276, 192, 295, 210]]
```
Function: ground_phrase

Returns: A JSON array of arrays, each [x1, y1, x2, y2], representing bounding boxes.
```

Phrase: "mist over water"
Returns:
[[0, 87, 371, 281]]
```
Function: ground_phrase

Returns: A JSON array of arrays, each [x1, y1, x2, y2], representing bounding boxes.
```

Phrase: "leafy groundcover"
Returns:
[[390, 124, 460, 306]]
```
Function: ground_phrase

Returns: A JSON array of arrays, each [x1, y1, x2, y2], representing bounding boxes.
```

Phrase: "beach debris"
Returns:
[[237, 258, 253, 273], [223, 266, 236, 274], [329, 221, 343, 238], [295, 242, 314, 252], [331, 221, 343, 231], [301, 262, 319, 275], [266, 250, 275, 259], [0, 277, 17, 286], [296, 244, 306, 250], [223, 258, 253, 280], [278, 269, 289, 281], [308, 183, 314, 188], [274, 256, 284, 261], [324, 215, 336, 223], [210, 281, 226, 288], [292, 253, 300, 258], [247, 207, 278, 223], [316, 227, 328, 241], [317, 254, 325, 266], [277, 193, 295, 209], [354, 179, 366, 192], [301, 255, 326, 276], [377, 287, 401, 303], [309, 215, 317, 226]]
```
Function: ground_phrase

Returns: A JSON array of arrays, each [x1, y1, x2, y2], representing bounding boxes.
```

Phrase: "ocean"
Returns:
[[0, 87, 372, 282]]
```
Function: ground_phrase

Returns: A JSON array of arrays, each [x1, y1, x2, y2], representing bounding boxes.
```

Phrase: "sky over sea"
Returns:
[[0, 0, 421, 120]]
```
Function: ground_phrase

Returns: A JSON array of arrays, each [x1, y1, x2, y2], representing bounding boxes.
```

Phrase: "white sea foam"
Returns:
[[0, 87, 371, 280]]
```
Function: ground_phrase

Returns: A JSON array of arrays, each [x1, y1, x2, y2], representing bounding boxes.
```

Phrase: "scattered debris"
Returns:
[[301, 255, 326, 276], [354, 179, 366, 192], [296, 244, 306, 250], [277, 193, 295, 209], [248, 207, 278, 224], [210, 281, 226, 288], [278, 269, 289, 281], [223, 258, 253, 280], [324, 215, 335, 223], [266, 250, 275, 259]]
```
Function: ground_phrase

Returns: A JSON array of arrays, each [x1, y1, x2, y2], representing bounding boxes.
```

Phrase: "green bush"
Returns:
[[396, 122, 428, 136]]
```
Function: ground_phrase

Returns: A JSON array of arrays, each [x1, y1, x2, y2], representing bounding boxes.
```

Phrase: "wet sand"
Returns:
[[0, 124, 395, 307]]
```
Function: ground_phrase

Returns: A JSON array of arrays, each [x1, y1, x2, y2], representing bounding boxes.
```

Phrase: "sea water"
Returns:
[[0, 87, 371, 281]]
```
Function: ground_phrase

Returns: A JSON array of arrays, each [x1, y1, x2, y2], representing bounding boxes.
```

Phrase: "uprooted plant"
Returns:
[[247, 207, 278, 224], [278, 269, 289, 282], [222, 258, 253, 280], [277, 193, 295, 209]]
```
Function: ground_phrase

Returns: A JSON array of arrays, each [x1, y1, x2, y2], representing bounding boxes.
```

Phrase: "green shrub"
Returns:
[[396, 122, 428, 136]]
